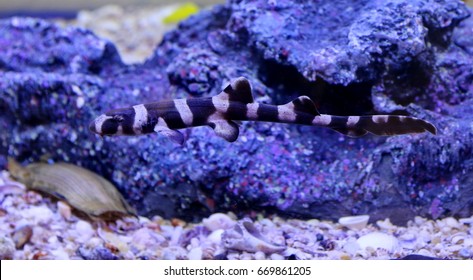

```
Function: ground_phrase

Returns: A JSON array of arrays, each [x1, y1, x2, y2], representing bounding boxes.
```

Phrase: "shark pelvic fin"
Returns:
[[208, 120, 239, 142], [154, 118, 185, 145], [216, 77, 254, 104], [154, 126, 185, 145]]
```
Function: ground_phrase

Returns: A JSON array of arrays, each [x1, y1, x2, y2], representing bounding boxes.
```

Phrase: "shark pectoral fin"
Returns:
[[154, 125, 185, 145], [215, 77, 254, 104], [208, 120, 239, 142], [281, 96, 320, 116]]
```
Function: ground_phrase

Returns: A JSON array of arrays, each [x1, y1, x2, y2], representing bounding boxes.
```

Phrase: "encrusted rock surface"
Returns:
[[1, 0, 472, 224]]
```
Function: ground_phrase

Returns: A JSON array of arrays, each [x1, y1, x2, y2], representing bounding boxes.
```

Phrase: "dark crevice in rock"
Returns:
[[259, 59, 375, 115], [257, 59, 310, 103], [382, 55, 435, 108], [308, 80, 375, 116]]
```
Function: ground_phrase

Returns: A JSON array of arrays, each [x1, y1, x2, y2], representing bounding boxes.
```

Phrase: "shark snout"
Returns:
[[88, 119, 99, 135], [89, 114, 112, 136]]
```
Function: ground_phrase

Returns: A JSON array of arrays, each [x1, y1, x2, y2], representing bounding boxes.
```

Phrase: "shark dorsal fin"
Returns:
[[216, 77, 254, 104], [281, 96, 320, 116]]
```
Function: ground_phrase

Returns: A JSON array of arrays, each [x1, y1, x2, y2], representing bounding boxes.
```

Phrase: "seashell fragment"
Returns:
[[207, 229, 224, 244], [416, 249, 435, 258], [21, 206, 54, 224], [270, 253, 284, 260], [0, 184, 25, 196], [458, 248, 471, 259], [97, 227, 130, 253], [73, 220, 95, 243], [12, 225, 33, 249], [443, 217, 461, 229], [7, 158, 136, 220], [399, 232, 418, 250], [162, 246, 187, 260], [342, 240, 361, 255], [254, 251, 265, 260], [376, 218, 397, 230], [240, 252, 253, 260], [459, 216, 473, 224], [203, 213, 236, 231], [338, 215, 370, 230], [221, 220, 286, 254], [51, 248, 70, 260], [0, 236, 15, 260], [450, 233, 466, 245], [131, 228, 166, 251], [77, 245, 119, 260], [188, 247, 203, 260], [357, 232, 399, 253], [57, 201, 72, 221]]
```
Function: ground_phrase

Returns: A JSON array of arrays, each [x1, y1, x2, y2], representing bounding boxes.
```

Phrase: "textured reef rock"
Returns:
[[1, 0, 472, 225]]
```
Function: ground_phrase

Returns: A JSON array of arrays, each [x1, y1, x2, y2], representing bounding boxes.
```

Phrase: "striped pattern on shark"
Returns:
[[89, 77, 437, 144]]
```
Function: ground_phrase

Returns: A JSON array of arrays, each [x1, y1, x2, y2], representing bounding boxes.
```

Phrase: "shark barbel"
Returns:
[[89, 77, 436, 144]]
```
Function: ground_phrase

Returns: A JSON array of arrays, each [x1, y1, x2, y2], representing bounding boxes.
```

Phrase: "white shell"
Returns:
[[342, 240, 361, 255], [203, 213, 236, 231], [57, 201, 72, 221], [74, 220, 95, 243], [222, 220, 286, 253], [254, 251, 266, 260], [459, 216, 473, 224], [356, 232, 399, 253], [443, 217, 461, 229], [188, 247, 203, 260], [207, 229, 224, 244], [162, 246, 187, 260], [131, 228, 165, 251], [0, 236, 15, 259], [376, 218, 397, 230], [270, 253, 285, 260], [51, 248, 70, 260], [338, 215, 370, 230], [21, 206, 54, 224]]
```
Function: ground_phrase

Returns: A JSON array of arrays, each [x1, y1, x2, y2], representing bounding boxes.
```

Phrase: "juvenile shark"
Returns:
[[89, 77, 436, 144]]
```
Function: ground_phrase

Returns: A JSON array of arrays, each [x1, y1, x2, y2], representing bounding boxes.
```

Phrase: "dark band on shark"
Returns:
[[90, 77, 437, 144]]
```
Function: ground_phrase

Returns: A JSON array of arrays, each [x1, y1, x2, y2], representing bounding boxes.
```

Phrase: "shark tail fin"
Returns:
[[323, 115, 437, 137]]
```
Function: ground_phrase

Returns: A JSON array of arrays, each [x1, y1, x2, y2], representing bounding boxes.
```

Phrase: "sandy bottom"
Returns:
[[1, 170, 472, 260]]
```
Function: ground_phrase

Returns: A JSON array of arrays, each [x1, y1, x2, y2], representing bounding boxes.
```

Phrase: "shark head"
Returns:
[[89, 108, 135, 136]]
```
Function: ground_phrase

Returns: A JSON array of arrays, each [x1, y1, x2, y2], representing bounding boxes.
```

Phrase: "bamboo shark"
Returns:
[[89, 77, 436, 144]]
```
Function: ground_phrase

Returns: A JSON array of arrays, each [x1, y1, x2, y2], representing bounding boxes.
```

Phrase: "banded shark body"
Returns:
[[89, 77, 436, 144]]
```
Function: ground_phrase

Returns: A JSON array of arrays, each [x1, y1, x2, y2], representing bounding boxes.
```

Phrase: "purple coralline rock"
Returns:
[[1, 0, 472, 225]]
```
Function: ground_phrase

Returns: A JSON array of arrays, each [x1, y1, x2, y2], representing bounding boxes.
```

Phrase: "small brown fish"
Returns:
[[7, 158, 136, 220]]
